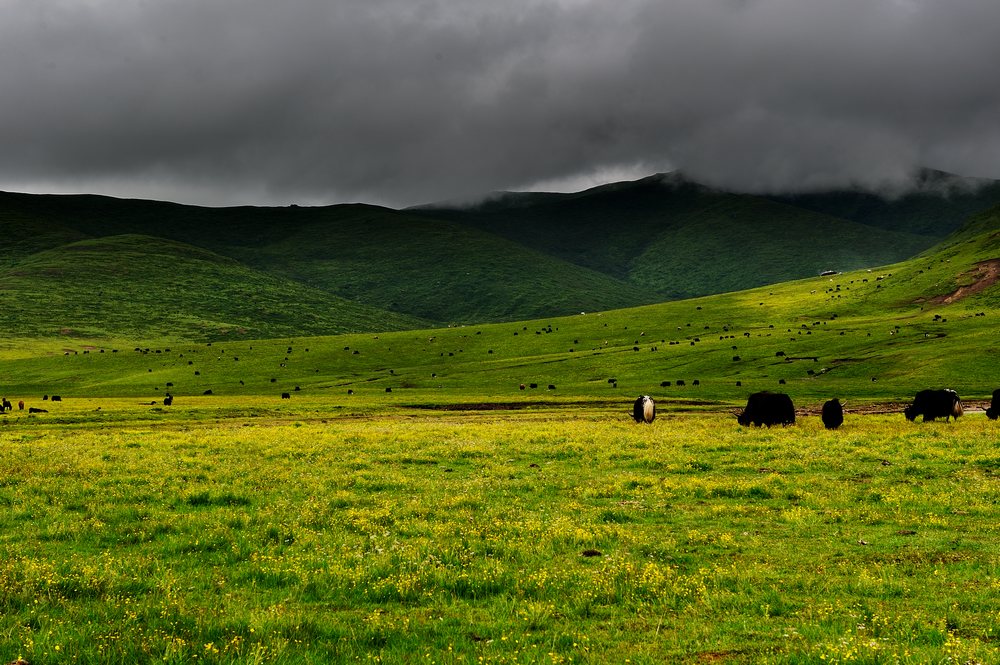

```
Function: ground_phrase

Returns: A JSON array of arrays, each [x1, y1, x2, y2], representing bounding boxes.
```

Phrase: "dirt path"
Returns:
[[929, 258, 1000, 305]]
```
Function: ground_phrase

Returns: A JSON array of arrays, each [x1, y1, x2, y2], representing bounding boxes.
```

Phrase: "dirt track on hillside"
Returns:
[[928, 258, 1000, 304]]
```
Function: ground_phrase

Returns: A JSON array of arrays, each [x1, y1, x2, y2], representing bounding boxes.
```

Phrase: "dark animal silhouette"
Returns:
[[28, 407, 47, 414], [737, 392, 795, 427], [632, 395, 656, 423], [986, 389, 1000, 420], [0, 398, 10, 412], [281, 392, 291, 399], [18, 400, 24, 411], [904, 389, 962, 422], [51, 395, 62, 402], [821, 398, 844, 429], [163, 394, 173, 406]]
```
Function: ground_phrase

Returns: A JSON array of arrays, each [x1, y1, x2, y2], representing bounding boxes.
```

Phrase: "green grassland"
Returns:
[[2, 203, 1000, 662], [2, 404, 1000, 663], [2, 205, 999, 405]]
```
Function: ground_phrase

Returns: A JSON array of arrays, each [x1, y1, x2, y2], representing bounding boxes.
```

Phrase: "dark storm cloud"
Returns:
[[1, 0, 999, 206]]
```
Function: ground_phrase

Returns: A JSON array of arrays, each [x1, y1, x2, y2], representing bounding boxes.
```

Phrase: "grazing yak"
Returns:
[[632, 395, 656, 423], [904, 389, 963, 422], [986, 389, 1000, 420], [821, 398, 844, 430], [737, 392, 795, 427]]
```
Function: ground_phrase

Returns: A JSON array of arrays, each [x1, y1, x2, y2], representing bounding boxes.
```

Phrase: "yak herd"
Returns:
[[633, 388, 996, 427]]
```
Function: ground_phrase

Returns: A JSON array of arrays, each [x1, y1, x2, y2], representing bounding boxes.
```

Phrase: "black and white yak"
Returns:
[[633, 395, 656, 423]]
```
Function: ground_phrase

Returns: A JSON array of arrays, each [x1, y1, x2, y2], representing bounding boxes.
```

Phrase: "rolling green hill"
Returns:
[[411, 172, 976, 298], [0, 234, 426, 340], [1, 204, 998, 403]]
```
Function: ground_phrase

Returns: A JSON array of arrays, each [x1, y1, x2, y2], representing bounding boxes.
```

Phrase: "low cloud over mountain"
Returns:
[[2, 1, 999, 206]]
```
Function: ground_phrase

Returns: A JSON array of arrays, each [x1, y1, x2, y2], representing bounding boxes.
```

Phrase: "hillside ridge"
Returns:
[[2, 169, 1000, 337]]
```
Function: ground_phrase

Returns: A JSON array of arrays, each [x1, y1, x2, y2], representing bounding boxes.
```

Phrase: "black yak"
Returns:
[[28, 407, 47, 414], [163, 394, 173, 406], [737, 392, 795, 427], [986, 389, 1000, 420], [904, 389, 962, 422], [281, 392, 291, 399], [821, 398, 844, 430], [633, 395, 656, 423]]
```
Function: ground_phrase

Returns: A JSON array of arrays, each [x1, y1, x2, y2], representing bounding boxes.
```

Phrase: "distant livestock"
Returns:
[[0, 398, 10, 412], [821, 398, 844, 430], [986, 389, 1000, 420], [632, 395, 656, 424], [904, 389, 962, 422], [18, 400, 24, 411], [281, 392, 291, 399], [51, 395, 62, 402], [163, 394, 173, 406], [28, 407, 47, 414], [737, 392, 795, 427]]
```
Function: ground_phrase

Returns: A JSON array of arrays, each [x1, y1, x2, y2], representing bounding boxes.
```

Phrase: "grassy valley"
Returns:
[[227, 206, 643, 323], [1, 204, 999, 406], [3, 190, 1000, 665]]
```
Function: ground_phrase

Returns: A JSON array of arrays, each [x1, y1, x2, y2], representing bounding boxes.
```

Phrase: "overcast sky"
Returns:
[[1, 0, 999, 207]]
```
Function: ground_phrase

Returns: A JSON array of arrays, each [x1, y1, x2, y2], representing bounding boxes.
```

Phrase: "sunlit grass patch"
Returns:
[[2, 407, 1000, 662]]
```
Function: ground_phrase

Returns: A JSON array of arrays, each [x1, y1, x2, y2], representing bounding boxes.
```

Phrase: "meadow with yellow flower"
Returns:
[[2, 397, 998, 663]]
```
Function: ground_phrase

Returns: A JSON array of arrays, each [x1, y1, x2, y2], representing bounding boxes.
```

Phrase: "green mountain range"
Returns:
[[2, 168, 999, 340]]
